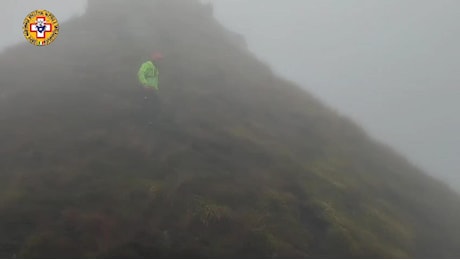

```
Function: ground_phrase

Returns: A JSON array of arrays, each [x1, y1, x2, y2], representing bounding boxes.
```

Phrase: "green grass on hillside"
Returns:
[[0, 0, 459, 258]]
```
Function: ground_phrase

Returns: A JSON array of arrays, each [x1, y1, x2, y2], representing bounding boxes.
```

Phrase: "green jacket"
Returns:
[[137, 60, 159, 90]]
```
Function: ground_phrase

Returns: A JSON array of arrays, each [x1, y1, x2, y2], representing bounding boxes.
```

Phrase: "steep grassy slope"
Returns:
[[0, 0, 459, 258]]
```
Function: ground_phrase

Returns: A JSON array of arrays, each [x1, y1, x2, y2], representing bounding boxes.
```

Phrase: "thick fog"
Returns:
[[211, 0, 460, 192], [2, 0, 459, 192], [2, 0, 86, 51]]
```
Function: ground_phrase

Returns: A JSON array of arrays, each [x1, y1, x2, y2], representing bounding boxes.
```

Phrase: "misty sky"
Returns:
[[212, 0, 460, 192], [2, 0, 459, 192]]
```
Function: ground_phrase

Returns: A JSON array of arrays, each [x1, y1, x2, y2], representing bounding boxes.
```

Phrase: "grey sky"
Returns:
[[2, 0, 459, 192], [212, 0, 460, 192], [2, 0, 86, 51]]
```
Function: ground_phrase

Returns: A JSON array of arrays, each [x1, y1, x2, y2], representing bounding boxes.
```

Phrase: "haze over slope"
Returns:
[[3, 0, 459, 193], [1, 0, 460, 258], [212, 0, 460, 192]]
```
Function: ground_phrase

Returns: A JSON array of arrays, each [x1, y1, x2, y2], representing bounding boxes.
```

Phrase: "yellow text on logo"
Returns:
[[23, 9, 59, 46]]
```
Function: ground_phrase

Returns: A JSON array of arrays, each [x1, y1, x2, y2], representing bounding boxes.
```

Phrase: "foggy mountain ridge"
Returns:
[[3, 0, 460, 193], [210, 0, 460, 193], [1, 0, 460, 257]]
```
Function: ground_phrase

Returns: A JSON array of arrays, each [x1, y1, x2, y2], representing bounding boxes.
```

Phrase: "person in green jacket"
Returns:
[[137, 51, 164, 124], [138, 51, 163, 90]]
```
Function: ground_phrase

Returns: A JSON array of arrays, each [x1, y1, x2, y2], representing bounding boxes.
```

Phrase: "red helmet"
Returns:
[[151, 51, 164, 61]]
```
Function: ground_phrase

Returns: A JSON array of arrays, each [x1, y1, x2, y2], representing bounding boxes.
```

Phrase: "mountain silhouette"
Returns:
[[0, 0, 459, 258]]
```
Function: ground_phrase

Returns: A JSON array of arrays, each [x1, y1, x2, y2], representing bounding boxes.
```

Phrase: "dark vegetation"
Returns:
[[1, 0, 460, 257]]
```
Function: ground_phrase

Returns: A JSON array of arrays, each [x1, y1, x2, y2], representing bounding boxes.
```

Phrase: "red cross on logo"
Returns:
[[30, 16, 53, 38]]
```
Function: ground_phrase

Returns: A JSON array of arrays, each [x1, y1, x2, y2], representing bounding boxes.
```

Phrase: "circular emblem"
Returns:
[[23, 9, 59, 46]]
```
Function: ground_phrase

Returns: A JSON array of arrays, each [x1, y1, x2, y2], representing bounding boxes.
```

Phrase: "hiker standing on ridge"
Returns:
[[137, 51, 164, 124]]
